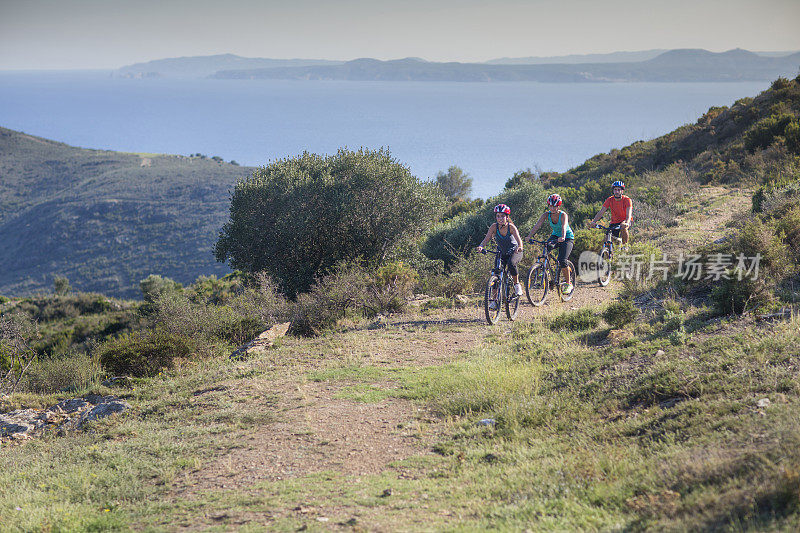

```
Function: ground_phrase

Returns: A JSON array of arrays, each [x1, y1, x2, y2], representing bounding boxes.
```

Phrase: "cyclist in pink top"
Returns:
[[589, 180, 633, 248]]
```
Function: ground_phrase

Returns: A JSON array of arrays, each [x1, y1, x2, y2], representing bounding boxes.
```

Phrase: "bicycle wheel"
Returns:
[[560, 260, 577, 302], [598, 247, 612, 287], [484, 274, 502, 324], [525, 263, 548, 307], [505, 279, 520, 320]]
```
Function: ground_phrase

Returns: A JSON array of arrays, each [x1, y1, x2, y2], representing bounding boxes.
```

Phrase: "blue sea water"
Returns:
[[0, 71, 768, 198]]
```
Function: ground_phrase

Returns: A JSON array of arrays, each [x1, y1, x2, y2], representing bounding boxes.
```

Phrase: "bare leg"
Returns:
[[561, 267, 571, 284], [621, 225, 630, 245]]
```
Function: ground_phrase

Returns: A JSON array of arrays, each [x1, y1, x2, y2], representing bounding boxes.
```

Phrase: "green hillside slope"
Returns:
[[0, 128, 251, 297]]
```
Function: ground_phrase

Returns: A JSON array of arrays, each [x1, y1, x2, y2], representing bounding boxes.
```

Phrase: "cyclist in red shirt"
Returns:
[[589, 180, 633, 248]]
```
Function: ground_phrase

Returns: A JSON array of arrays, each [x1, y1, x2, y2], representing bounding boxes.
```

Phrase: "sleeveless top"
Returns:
[[548, 210, 574, 239], [495, 223, 519, 255]]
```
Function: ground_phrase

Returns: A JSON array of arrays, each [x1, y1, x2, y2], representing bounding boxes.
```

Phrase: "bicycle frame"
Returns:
[[481, 248, 520, 323], [527, 238, 576, 304]]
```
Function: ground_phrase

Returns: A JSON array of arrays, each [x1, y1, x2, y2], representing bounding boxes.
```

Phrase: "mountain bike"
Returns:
[[480, 248, 520, 324], [593, 223, 622, 287], [525, 239, 576, 306]]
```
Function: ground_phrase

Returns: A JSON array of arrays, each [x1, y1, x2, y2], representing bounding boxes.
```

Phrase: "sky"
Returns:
[[1, 0, 799, 70]]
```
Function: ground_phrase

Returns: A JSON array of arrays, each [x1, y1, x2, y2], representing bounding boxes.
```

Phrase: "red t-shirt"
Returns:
[[603, 195, 632, 224]]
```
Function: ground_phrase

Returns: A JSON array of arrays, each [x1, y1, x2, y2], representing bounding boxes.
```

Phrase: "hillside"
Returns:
[[212, 49, 800, 82], [2, 77, 800, 531], [539, 75, 800, 189], [0, 128, 252, 297]]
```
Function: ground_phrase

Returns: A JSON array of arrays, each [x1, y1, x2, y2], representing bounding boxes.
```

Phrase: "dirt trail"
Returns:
[[171, 185, 747, 526], [171, 281, 614, 517]]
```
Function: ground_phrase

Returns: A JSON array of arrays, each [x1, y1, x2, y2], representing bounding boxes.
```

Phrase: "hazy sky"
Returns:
[[1, 0, 799, 69]]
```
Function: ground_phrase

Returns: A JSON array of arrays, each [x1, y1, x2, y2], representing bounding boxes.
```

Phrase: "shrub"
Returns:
[[711, 269, 772, 314], [421, 251, 486, 298], [214, 148, 444, 296], [290, 264, 372, 336], [22, 352, 101, 394], [99, 329, 195, 377], [786, 119, 800, 154], [571, 229, 605, 273], [733, 218, 790, 279], [140, 274, 182, 304], [54, 276, 71, 296], [0, 312, 39, 394], [549, 308, 599, 332], [602, 299, 639, 329], [776, 203, 800, 260], [744, 114, 794, 152], [375, 261, 418, 298]]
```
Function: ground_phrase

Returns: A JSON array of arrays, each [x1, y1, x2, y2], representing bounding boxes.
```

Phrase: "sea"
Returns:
[[0, 71, 768, 198]]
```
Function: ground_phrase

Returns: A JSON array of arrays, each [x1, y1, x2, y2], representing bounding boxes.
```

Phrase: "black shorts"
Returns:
[[495, 248, 523, 277], [547, 237, 574, 268], [609, 222, 633, 239]]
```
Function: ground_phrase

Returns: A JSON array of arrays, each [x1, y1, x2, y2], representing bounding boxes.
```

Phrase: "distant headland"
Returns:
[[115, 49, 800, 82]]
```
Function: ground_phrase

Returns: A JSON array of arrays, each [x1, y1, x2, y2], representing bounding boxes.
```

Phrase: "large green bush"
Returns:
[[98, 330, 195, 377], [711, 270, 771, 314], [214, 148, 444, 296]]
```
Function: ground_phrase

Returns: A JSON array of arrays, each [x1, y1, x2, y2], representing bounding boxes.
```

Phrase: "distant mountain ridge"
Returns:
[[210, 49, 800, 82], [116, 49, 800, 82], [117, 53, 343, 79], [0, 127, 253, 297], [486, 50, 669, 65]]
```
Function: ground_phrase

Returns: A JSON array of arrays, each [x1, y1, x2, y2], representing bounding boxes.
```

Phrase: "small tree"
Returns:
[[53, 276, 71, 296], [1, 313, 38, 394], [140, 274, 182, 303], [435, 166, 473, 202], [215, 148, 444, 296]]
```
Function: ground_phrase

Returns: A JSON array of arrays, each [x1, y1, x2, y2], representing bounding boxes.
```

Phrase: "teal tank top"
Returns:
[[548, 210, 574, 239]]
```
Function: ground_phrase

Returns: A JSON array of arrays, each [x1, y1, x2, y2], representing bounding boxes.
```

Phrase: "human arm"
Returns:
[[510, 224, 524, 252], [558, 212, 569, 242], [622, 200, 632, 227], [476, 223, 497, 252], [525, 213, 546, 241], [589, 206, 607, 227]]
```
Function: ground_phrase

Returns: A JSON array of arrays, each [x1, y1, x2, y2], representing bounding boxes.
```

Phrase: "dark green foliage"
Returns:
[[139, 274, 183, 304], [215, 148, 444, 296], [549, 308, 600, 332], [504, 168, 539, 190], [602, 299, 639, 329], [148, 273, 287, 346], [540, 77, 800, 191], [0, 312, 39, 393], [744, 113, 794, 152], [421, 251, 486, 298], [422, 181, 545, 264], [98, 329, 195, 377], [435, 166, 473, 202], [54, 276, 71, 296], [776, 203, 800, 257], [711, 270, 772, 314], [732, 219, 791, 278], [290, 264, 372, 336], [570, 229, 605, 272], [441, 198, 484, 222]]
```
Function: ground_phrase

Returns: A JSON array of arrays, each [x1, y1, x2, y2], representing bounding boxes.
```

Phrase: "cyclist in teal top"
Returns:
[[525, 193, 575, 293]]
